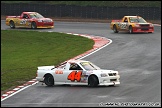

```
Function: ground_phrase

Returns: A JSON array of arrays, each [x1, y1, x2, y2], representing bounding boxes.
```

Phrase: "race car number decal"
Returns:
[[120, 23, 127, 29], [20, 19, 27, 24], [67, 71, 82, 82]]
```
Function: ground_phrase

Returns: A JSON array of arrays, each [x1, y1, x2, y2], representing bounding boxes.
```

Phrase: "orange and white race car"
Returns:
[[110, 16, 154, 33], [6, 12, 54, 29]]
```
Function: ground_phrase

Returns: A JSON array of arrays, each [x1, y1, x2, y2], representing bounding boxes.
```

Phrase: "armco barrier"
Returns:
[[1, 3, 161, 20]]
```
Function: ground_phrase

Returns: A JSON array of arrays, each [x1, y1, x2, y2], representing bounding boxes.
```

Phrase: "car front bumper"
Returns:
[[37, 25, 54, 29], [98, 75, 120, 86], [132, 27, 154, 33], [99, 81, 120, 86]]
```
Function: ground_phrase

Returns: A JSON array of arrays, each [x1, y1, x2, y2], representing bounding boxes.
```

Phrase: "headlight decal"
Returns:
[[38, 20, 43, 22], [101, 73, 108, 77]]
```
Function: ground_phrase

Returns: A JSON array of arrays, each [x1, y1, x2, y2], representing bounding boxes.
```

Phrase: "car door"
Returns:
[[119, 17, 129, 30], [64, 63, 83, 84], [54, 63, 85, 85], [19, 14, 29, 27]]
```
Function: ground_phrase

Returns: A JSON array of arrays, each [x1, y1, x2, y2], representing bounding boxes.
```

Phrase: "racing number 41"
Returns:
[[20, 19, 27, 24], [67, 71, 82, 82]]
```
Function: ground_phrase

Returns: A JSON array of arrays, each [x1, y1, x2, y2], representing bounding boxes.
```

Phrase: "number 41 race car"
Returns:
[[36, 59, 120, 87], [6, 12, 54, 29]]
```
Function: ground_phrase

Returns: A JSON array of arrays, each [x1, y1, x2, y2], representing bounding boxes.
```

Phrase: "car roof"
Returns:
[[23, 12, 38, 14], [67, 59, 89, 64], [124, 16, 142, 18]]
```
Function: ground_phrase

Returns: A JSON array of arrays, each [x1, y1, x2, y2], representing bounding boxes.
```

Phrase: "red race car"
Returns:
[[6, 12, 54, 29]]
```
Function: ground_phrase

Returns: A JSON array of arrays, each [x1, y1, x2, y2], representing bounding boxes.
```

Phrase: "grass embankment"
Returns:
[[1, 30, 94, 93]]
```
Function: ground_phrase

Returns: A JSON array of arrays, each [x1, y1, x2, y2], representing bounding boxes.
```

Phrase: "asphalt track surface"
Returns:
[[1, 20, 161, 107]]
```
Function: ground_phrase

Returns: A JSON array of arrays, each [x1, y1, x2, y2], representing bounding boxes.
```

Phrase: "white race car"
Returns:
[[36, 59, 120, 87]]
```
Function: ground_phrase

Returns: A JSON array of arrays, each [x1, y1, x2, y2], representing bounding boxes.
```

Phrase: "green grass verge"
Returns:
[[1, 30, 94, 91]]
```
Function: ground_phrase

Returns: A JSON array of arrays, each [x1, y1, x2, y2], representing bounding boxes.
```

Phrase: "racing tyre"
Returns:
[[129, 26, 133, 34], [9, 21, 15, 29], [88, 75, 98, 87], [148, 32, 152, 33], [31, 22, 37, 29], [44, 74, 54, 86], [113, 25, 118, 33]]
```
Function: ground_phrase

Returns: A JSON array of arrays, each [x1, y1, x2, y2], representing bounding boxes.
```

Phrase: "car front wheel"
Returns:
[[31, 22, 37, 29], [129, 26, 133, 34], [88, 75, 98, 87]]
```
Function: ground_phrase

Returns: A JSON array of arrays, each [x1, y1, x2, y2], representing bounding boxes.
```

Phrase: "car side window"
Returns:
[[23, 14, 29, 19], [129, 18, 133, 22], [124, 18, 128, 22], [69, 63, 82, 70]]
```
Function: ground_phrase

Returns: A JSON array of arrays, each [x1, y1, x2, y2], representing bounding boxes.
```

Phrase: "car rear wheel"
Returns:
[[31, 22, 37, 29], [88, 75, 98, 87], [9, 21, 15, 29], [129, 26, 133, 34], [113, 25, 118, 33], [44, 74, 54, 86]]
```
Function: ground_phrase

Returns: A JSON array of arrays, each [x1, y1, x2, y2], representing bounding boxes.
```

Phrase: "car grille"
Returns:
[[110, 79, 117, 82], [44, 23, 52, 26], [141, 28, 149, 30], [140, 24, 149, 27], [43, 20, 52, 23], [108, 73, 116, 76]]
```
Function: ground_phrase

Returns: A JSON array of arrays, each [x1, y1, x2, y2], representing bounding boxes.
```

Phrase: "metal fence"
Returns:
[[1, 3, 161, 20]]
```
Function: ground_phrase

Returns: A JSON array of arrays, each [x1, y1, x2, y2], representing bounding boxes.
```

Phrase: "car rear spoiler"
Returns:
[[111, 20, 121, 22], [6, 16, 20, 18], [38, 66, 55, 70]]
